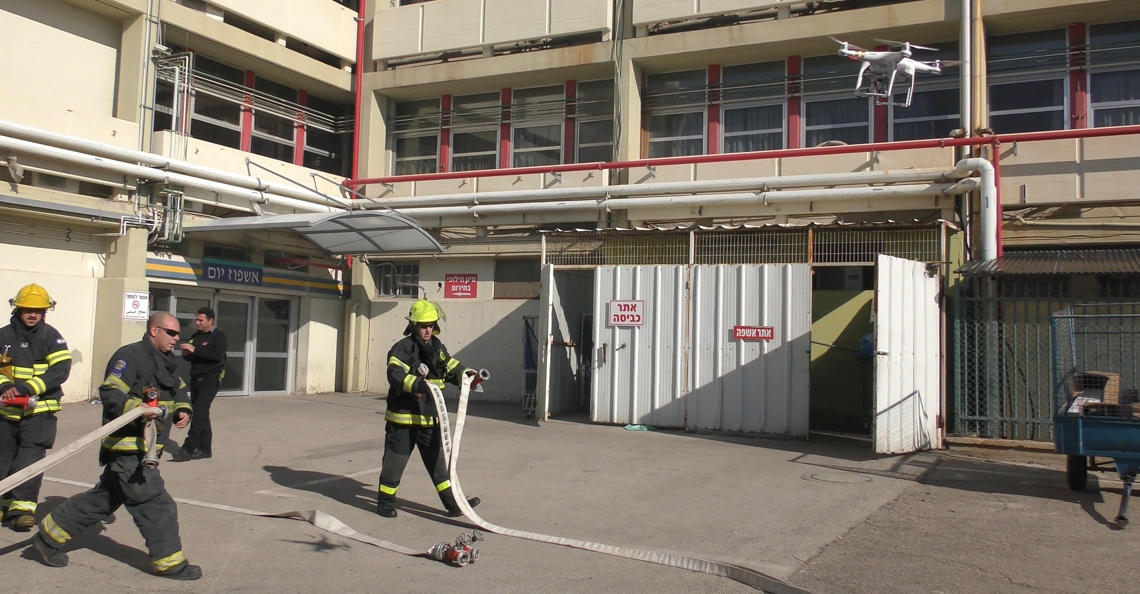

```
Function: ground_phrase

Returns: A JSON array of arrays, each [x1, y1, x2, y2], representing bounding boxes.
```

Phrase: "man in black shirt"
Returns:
[[177, 307, 227, 461]]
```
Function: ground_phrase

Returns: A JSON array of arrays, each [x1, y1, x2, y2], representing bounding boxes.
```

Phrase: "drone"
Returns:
[[831, 37, 950, 107]]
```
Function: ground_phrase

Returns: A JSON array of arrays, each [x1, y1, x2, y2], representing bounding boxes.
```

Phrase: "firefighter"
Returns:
[[0, 284, 71, 532], [377, 299, 481, 519], [28, 312, 201, 580]]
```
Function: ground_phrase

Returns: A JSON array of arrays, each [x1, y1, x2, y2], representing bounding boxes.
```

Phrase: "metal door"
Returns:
[[536, 264, 555, 421], [214, 297, 251, 394], [873, 254, 943, 454], [535, 265, 592, 421]]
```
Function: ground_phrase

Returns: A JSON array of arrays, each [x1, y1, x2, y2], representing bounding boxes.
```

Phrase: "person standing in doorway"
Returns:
[[177, 307, 227, 461]]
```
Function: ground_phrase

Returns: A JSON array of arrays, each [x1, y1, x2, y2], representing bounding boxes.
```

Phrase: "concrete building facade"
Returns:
[[2, 0, 1139, 444]]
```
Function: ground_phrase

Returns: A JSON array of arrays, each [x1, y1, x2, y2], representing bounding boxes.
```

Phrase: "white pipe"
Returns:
[[0, 119, 346, 210], [0, 134, 336, 214], [953, 158, 997, 260], [344, 300, 359, 392], [370, 168, 962, 209], [392, 182, 976, 218]]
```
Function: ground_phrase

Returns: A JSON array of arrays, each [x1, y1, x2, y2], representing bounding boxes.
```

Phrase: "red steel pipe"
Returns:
[[351, 0, 366, 181]]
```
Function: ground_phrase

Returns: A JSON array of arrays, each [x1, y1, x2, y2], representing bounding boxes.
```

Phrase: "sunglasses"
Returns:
[[159, 328, 180, 338], [415, 322, 435, 330]]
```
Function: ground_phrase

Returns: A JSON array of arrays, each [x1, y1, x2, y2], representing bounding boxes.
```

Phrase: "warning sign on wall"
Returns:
[[608, 300, 644, 326], [445, 274, 478, 298], [123, 291, 150, 321], [733, 326, 774, 341]]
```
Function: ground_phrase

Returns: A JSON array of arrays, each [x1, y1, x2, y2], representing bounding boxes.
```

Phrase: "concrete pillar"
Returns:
[[342, 262, 377, 392], [615, 50, 642, 163], [89, 228, 150, 398], [117, 13, 157, 151], [358, 89, 389, 185]]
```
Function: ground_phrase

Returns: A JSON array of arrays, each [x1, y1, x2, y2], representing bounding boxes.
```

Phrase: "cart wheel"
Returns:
[[1067, 455, 1089, 491]]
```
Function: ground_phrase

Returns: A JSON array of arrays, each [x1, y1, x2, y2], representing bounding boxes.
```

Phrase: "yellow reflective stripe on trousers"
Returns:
[[384, 410, 437, 426], [104, 374, 130, 394], [379, 484, 398, 495], [401, 374, 417, 393], [102, 436, 146, 452], [153, 550, 187, 573], [435, 480, 451, 492], [0, 406, 24, 421], [446, 357, 460, 372], [8, 499, 36, 513], [388, 356, 410, 372], [428, 378, 445, 386], [42, 513, 72, 544], [45, 350, 71, 365]]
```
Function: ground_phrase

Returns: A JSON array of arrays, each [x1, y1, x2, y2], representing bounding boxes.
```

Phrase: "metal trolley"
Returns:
[[1053, 305, 1140, 528]]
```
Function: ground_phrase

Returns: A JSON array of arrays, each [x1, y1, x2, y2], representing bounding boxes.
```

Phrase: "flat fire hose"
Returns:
[[431, 375, 817, 594]]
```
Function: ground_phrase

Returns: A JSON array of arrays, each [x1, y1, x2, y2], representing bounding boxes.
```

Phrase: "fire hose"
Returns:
[[0, 379, 815, 592]]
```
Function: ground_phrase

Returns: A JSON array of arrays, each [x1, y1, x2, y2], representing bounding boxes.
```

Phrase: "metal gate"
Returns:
[[585, 264, 812, 436]]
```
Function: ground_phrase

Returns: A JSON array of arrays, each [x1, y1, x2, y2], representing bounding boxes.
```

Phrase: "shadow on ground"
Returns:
[[1, 496, 152, 575]]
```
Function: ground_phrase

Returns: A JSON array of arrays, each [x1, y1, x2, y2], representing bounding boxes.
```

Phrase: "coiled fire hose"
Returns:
[[1, 380, 816, 593]]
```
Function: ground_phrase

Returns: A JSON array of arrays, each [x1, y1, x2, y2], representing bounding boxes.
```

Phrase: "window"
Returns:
[[646, 70, 707, 158], [451, 93, 500, 172], [494, 260, 541, 299], [1090, 21, 1140, 127], [891, 41, 961, 140], [987, 30, 1068, 133], [250, 76, 297, 162], [203, 243, 249, 262], [374, 262, 420, 297], [512, 86, 563, 167], [186, 56, 246, 149], [721, 62, 785, 152], [576, 80, 614, 163], [390, 99, 440, 175], [803, 55, 871, 146]]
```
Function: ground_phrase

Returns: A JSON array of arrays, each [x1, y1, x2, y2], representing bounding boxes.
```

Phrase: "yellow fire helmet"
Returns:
[[10, 283, 56, 311], [406, 299, 445, 335]]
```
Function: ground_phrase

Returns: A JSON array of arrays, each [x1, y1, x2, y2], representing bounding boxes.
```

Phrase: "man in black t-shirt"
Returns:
[[177, 307, 227, 461]]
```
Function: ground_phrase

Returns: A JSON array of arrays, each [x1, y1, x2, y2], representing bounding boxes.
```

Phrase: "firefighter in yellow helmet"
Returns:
[[1, 284, 72, 532], [376, 299, 480, 518]]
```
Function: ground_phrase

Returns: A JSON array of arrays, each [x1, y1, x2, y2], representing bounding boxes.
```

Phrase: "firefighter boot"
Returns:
[[377, 501, 397, 518], [11, 514, 36, 532], [157, 562, 203, 581], [447, 497, 481, 518], [29, 532, 69, 568]]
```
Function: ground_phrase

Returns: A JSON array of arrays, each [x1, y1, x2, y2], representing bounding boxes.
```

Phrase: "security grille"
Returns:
[[813, 228, 941, 266]]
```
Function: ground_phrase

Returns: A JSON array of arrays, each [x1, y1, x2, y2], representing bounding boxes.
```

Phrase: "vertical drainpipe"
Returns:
[[707, 64, 721, 155], [351, 0, 367, 180], [786, 56, 802, 149]]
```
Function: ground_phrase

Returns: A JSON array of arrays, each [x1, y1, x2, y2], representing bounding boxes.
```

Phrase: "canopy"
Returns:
[[183, 210, 442, 255]]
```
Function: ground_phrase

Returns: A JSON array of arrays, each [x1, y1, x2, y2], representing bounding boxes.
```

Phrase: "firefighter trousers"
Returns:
[[0, 413, 57, 517], [378, 420, 458, 510], [183, 372, 220, 455], [39, 452, 188, 573]]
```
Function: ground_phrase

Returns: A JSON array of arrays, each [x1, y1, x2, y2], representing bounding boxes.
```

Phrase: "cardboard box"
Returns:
[[1074, 371, 1122, 404]]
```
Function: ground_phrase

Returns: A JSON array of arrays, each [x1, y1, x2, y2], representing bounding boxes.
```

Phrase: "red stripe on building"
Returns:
[[564, 80, 577, 164], [1069, 23, 1089, 129], [440, 94, 452, 173], [240, 69, 255, 152], [294, 89, 307, 166], [707, 64, 721, 155], [500, 88, 512, 169], [873, 46, 890, 142], [786, 56, 802, 149]]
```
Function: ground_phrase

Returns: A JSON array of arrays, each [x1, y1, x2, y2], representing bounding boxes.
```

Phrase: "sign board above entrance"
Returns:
[[733, 326, 775, 341], [445, 274, 478, 298], [203, 259, 263, 286], [608, 300, 644, 326]]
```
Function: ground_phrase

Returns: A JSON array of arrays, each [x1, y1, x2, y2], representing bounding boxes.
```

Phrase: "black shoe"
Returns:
[[171, 448, 193, 462], [189, 450, 212, 460], [447, 497, 480, 518], [29, 533, 69, 568], [10, 514, 35, 532], [376, 503, 397, 518], [157, 562, 202, 580]]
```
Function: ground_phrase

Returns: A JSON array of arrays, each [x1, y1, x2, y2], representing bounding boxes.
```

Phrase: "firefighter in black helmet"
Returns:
[[377, 299, 480, 519], [0, 284, 72, 532]]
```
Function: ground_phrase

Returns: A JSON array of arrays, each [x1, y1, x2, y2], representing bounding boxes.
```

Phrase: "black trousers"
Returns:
[[183, 372, 220, 454], [0, 412, 57, 516], [41, 452, 187, 573], [378, 421, 457, 509]]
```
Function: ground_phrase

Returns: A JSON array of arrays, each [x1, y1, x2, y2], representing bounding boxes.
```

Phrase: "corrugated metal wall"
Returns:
[[592, 264, 812, 436]]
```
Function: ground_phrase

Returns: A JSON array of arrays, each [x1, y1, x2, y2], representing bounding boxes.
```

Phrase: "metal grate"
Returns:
[[694, 231, 808, 264], [813, 228, 940, 266]]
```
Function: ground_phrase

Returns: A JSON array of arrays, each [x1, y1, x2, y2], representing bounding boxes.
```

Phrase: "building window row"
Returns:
[[153, 51, 354, 176]]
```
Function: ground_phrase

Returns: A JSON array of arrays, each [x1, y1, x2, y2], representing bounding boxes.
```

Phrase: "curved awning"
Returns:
[[183, 210, 442, 255]]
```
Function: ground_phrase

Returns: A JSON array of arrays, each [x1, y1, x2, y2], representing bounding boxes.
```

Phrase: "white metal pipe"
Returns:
[[370, 168, 962, 209], [0, 134, 334, 214], [393, 182, 976, 219], [0, 119, 345, 209], [953, 158, 997, 260]]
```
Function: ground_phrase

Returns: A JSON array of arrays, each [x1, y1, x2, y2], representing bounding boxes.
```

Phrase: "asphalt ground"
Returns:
[[1, 394, 1134, 593]]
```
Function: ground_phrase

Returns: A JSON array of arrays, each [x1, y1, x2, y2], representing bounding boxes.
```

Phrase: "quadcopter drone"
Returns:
[[831, 37, 950, 107]]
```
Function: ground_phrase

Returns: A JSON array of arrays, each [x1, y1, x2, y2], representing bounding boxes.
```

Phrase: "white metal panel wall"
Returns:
[[592, 264, 810, 436], [689, 265, 811, 435], [873, 255, 942, 454], [592, 265, 687, 427]]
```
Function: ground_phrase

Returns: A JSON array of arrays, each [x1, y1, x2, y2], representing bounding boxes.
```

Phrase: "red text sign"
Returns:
[[733, 326, 774, 341], [608, 300, 644, 326], [445, 274, 478, 298]]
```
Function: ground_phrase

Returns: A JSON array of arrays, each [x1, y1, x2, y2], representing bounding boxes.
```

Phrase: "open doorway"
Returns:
[[536, 267, 595, 419]]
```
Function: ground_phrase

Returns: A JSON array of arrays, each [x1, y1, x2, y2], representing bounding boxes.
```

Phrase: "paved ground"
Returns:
[[0, 394, 1135, 593]]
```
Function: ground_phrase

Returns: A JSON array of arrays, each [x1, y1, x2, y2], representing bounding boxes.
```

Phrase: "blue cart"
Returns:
[[1052, 306, 1140, 529]]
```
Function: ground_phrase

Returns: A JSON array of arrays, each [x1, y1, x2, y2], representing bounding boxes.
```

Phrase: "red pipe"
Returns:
[[346, 125, 1140, 187], [351, 0, 366, 181]]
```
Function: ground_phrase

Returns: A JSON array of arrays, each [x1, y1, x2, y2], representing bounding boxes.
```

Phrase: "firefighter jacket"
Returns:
[[385, 335, 471, 426], [0, 316, 72, 420], [99, 334, 192, 456]]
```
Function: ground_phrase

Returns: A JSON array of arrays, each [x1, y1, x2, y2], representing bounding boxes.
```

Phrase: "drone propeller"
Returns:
[[828, 36, 868, 51], [874, 38, 938, 51]]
